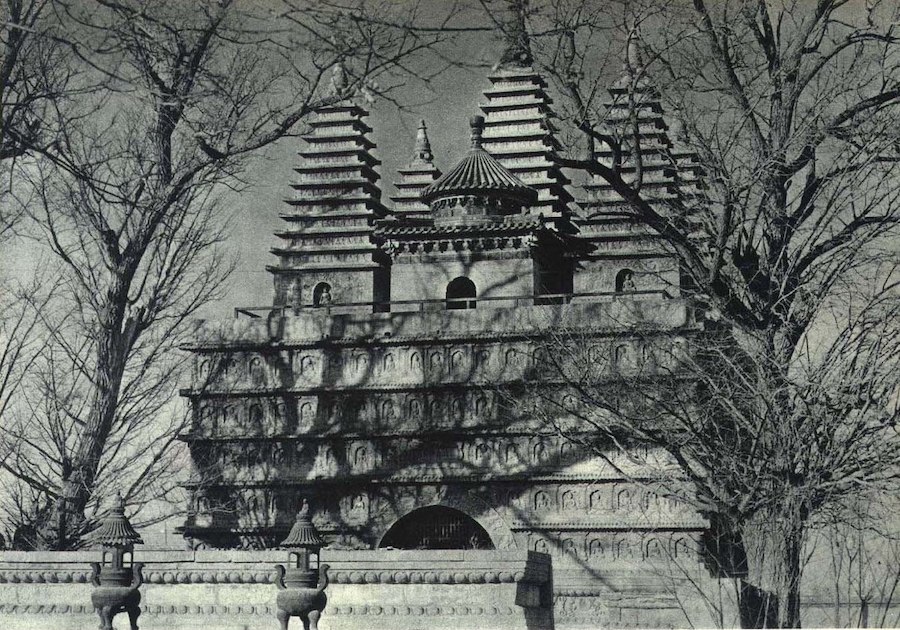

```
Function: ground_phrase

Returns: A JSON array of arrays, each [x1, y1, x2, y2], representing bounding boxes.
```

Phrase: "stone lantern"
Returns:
[[274, 499, 330, 630], [88, 491, 144, 630]]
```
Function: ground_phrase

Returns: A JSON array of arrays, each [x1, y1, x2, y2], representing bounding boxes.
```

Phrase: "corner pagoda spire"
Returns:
[[480, 16, 574, 224], [270, 72, 389, 310], [390, 120, 441, 220], [576, 31, 704, 296], [414, 119, 434, 162]]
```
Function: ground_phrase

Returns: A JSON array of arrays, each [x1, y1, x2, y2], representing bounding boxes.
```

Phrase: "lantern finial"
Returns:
[[280, 499, 324, 549]]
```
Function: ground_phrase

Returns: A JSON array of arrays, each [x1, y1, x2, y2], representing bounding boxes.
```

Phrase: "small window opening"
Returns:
[[446, 277, 476, 310]]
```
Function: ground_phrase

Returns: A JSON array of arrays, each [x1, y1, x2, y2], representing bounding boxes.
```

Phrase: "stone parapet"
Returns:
[[190, 298, 693, 349]]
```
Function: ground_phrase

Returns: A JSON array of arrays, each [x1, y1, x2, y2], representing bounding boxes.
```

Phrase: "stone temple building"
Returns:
[[177, 48, 714, 627]]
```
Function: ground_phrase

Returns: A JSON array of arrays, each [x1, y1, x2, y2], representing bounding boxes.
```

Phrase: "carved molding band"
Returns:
[[0, 567, 538, 586]]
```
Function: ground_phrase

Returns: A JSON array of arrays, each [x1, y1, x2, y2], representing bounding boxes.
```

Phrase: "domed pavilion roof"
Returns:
[[422, 116, 537, 206]]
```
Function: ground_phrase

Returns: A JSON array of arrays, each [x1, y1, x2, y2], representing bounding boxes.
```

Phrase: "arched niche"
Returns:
[[378, 505, 494, 550], [312, 281, 333, 306], [615, 268, 637, 293]]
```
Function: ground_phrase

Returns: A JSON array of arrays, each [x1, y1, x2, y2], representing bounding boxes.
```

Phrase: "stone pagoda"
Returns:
[[479, 54, 574, 226], [389, 120, 442, 221], [576, 35, 705, 297], [178, 41, 715, 629]]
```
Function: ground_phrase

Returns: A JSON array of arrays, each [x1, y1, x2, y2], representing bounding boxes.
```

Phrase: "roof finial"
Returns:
[[470, 115, 485, 150], [414, 119, 433, 162], [329, 62, 347, 97], [496, 0, 533, 69], [112, 491, 125, 514], [625, 26, 644, 74]]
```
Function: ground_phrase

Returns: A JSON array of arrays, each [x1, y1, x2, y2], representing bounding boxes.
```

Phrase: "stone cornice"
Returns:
[[179, 473, 678, 489], [182, 318, 700, 353]]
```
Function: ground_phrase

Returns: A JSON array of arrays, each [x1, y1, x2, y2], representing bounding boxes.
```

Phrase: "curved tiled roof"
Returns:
[[280, 500, 325, 548], [422, 116, 537, 205], [90, 492, 144, 547]]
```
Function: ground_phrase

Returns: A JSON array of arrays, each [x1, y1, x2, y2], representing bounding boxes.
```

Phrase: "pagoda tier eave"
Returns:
[[480, 101, 554, 114], [270, 244, 377, 256], [293, 163, 381, 176], [481, 131, 562, 145], [308, 118, 373, 133], [278, 208, 383, 220], [273, 226, 373, 238], [298, 147, 380, 160], [283, 195, 387, 208], [301, 134, 376, 148], [265, 262, 383, 274], [289, 179, 381, 191], [483, 81, 551, 93], [487, 68, 549, 84]]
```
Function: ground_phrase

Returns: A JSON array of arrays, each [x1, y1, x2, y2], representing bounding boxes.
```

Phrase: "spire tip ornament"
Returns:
[[470, 115, 485, 150], [496, 1, 533, 69], [329, 62, 347, 98], [414, 119, 434, 163]]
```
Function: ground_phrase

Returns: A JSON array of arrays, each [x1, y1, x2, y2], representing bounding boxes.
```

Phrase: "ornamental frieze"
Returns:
[[190, 338, 677, 394], [521, 530, 698, 563], [193, 437, 688, 489]]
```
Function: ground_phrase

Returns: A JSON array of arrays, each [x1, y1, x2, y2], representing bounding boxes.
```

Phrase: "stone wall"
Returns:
[[4, 548, 899, 628], [0, 549, 552, 630]]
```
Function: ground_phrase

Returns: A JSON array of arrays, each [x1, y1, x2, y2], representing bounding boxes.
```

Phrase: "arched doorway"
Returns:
[[379, 506, 494, 550], [446, 277, 476, 310]]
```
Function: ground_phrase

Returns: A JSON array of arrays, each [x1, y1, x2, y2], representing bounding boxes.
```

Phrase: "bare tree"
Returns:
[[0, 0, 449, 548], [514, 275, 899, 626], [439, 0, 900, 626]]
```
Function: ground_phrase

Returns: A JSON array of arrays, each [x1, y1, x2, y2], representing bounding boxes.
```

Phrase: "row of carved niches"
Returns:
[[524, 530, 700, 564], [190, 390, 505, 437], [185, 481, 692, 533], [188, 382, 674, 438], [187, 434, 665, 479], [553, 593, 689, 629], [191, 337, 689, 391]]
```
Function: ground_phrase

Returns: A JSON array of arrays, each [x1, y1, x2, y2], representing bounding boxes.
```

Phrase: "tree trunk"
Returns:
[[59, 297, 134, 547], [776, 516, 804, 628], [740, 508, 807, 628]]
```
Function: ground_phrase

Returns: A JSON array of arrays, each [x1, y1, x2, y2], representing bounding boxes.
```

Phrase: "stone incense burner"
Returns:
[[273, 500, 330, 630], [87, 492, 144, 630]]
